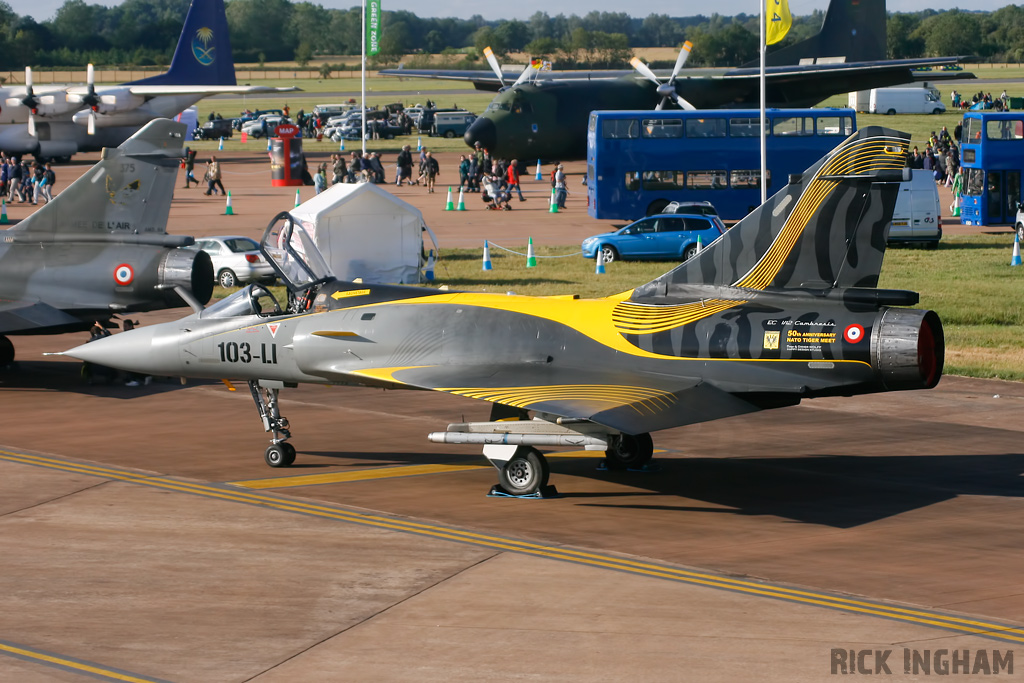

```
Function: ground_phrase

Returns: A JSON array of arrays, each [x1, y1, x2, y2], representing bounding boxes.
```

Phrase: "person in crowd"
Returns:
[[458, 155, 470, 191], [314, 164, 327, 194], [41, 163, 55, 203], [505, 158, 526, 202], [332, 154, 347, 185], [203, 156, 226, 196], [8, 158, 23, 203], [554, 164, 567, 209], [423, 151, 439, 193], [183, 148, 198, 188], [396, 144, 413, 186], [369, 152, 386, 184]]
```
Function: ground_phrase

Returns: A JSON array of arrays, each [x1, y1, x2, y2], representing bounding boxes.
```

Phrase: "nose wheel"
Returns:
[[250, 380, 296, 467]]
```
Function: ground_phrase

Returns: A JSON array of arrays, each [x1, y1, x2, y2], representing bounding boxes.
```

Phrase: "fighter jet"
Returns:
[[0, 0, 296, 160], [380, 0, 973, 161], [64, 126, 944, 497], [0, 119, 213, 366]]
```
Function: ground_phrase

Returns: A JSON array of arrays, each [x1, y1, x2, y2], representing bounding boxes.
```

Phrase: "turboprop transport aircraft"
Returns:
[[0, 0, 296, 160], [64, 126, 945, 497], [0, 119, 213, 367], [380, 0, 973, 161]]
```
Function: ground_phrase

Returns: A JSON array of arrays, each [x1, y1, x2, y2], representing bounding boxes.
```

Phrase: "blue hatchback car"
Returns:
[[581, 214, 726, 263]]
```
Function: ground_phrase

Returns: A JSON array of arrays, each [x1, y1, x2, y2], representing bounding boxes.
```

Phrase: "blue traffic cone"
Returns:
[[482, 240, 493, 271], [267, 139, 272, 152], [339, 138, 345, 151], [595, 249, 605, 275], [417, 136, 422, 151], [218, 137, 224, 151], [535, 159, 543, 181], [1012, 233, 1022, 267], [425, 249, 435, 281]]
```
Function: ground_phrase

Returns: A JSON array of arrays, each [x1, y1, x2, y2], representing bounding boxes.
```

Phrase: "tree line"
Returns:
[[0, 0, 1020, 72]]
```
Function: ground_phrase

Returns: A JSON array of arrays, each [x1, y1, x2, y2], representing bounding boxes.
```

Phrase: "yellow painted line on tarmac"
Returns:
[[233, 463, 487, 489], [4, 447, 1024, 645], [0, 639, 170, 683]]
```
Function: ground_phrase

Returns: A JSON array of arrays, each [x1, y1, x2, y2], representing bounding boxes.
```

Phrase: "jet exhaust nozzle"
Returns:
[[872, 308, 944, 391], [159, 248, 213, 307]]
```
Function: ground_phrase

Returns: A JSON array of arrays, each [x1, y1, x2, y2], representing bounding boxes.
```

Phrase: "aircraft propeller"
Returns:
[[21, 67, 39, 136], [483, 46, 507, 89], [630, 41, 697, 111], [79, 65, 101, 135]]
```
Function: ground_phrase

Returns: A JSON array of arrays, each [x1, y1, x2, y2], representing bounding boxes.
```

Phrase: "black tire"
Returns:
[[281, 443, 297, 466], [683, 244, 699, 261], [932, 109, 944, 115], [604, 433, 654, 470], [444, 130, 456, 138], [498, 448, 549, 495], [886, 109, 897, 116], [265, 444, 292, 468], [600, 245, 619, 263], [218, 269, 238, 288], [646, 199, 669, 216], [926, 240, 940, 250], [0, 335, 14, 366]]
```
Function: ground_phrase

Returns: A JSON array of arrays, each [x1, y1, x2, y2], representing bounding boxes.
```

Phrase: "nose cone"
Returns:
[[63, 326, 180, 377], [464, 116, 496, 153]]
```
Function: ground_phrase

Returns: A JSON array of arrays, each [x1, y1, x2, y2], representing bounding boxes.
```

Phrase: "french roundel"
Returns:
[[844, 323, 865, 344], [114, 263, 134, 286]]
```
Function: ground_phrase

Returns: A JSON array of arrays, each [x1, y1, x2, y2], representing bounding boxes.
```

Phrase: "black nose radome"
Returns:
[[464, 117, 496, 153]]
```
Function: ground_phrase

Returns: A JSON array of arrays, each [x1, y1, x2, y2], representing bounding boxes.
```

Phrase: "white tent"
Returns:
[[290, 183, 439, 284]]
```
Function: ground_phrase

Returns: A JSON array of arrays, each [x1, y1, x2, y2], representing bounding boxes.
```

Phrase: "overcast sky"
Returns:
[[20, 0, 1011, 25]]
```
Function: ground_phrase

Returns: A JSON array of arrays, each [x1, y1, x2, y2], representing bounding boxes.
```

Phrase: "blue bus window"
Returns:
[[730, 169, 769, 189], [817, 116, 852, 136], [687, 171, 728, 190], [729, 117, 769, 137], [963, 117, 983, 141], [964, 168, 984, 196], [986, 119, 1024, 140], [685, 118, 727, 138], [643, 171, 684, 190], [625, 171, 640, 191], [774, 116, 814, 136], [642, 119, 684, 138], [603, 119, 639, 139]]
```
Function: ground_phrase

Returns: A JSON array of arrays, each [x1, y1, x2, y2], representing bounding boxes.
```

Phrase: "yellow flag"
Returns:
[[766, 0, 792, 45]]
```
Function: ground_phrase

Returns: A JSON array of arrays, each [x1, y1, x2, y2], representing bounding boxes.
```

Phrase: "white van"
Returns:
[[870, 87, 947, 115], [887, 170, 942, 248]]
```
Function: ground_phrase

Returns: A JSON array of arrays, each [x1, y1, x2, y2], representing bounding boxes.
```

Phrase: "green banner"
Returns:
[[366, 0, 381, 56]]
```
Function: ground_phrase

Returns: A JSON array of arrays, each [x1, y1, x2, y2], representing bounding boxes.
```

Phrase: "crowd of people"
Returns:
[[0, 154, 56, 205], [951, 89, 1012, 112], [906, 122, 963, 210]]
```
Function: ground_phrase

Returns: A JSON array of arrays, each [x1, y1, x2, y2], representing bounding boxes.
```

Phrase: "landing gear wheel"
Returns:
[[498, 448, 550, 496], [265, 443, 294, 467], [0, 336, 14, 367], [604, 433, 654, 470]]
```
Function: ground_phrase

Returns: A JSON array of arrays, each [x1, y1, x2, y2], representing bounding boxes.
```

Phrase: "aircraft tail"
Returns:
[[130, 0, 237, 86], [12, 119, 187, 238], [634, 126, 909, 296], [746, 0, 886, 67]]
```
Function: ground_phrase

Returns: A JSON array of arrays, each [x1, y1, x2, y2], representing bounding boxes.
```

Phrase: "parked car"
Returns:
[[242, 115, 292, 139], [193, 119, 234, 140], [191, 236, 277, 288], [581, 214, 726, 263], [232, 108, 283, 131], [340, 120, 403, 140]]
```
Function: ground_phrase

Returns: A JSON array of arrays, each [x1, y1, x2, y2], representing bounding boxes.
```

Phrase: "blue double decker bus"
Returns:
[[958, 112, 1024, 226], [586, 108, 856, 221]]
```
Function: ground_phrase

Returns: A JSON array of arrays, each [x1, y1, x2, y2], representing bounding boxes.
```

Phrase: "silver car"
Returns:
[[193, 236, 276, 288]]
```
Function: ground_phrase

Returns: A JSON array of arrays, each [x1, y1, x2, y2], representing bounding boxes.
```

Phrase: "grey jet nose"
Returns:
[[62, 326, 177, 377], [464, 117, 497, 153]]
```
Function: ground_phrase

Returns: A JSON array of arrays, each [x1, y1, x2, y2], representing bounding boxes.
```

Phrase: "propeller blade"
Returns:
[[483, 47, 506, 88], [670, 41, 693, 81], [87, 110, 96, 135], [87, 63, 94, 88], [674, 94, 697, 111], [24, 66, 32, 90], [27, 112, 36, 137], [655, 97, 666, 111], [512, 61, 539, 88], [629, 57, 662, 88]]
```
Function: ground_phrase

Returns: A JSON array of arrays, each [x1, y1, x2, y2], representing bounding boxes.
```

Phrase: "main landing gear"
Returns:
[[249, 380, 296, 467]]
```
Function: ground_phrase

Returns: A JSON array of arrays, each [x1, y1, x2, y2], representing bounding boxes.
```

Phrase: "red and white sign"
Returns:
[[267, 323, 280, 338], [843, 324, 865, 344], [113, 263, 134, 286], [274, 124, 299, 138]]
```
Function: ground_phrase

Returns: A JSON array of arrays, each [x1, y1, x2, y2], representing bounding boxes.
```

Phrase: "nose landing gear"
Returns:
[[249, 380, 296, 467]]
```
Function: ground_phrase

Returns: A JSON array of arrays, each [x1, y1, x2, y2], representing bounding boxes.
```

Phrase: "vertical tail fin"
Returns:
[[636, 126, 909, 296], [11, 119, 186, 237], [745, 0, 886, 66], [130, 0, 236, 86]]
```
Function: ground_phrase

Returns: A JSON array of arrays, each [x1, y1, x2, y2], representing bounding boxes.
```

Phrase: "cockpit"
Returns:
[[199, 211, 337, 320]]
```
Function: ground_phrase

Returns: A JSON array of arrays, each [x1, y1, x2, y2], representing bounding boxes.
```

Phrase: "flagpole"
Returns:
[[759, 0, 767, 205], [366, 0, 370, 156]]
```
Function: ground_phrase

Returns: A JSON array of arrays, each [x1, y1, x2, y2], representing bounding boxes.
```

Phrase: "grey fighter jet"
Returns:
[[64, 126, 944, 497], [0, 119, 213, 366]]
